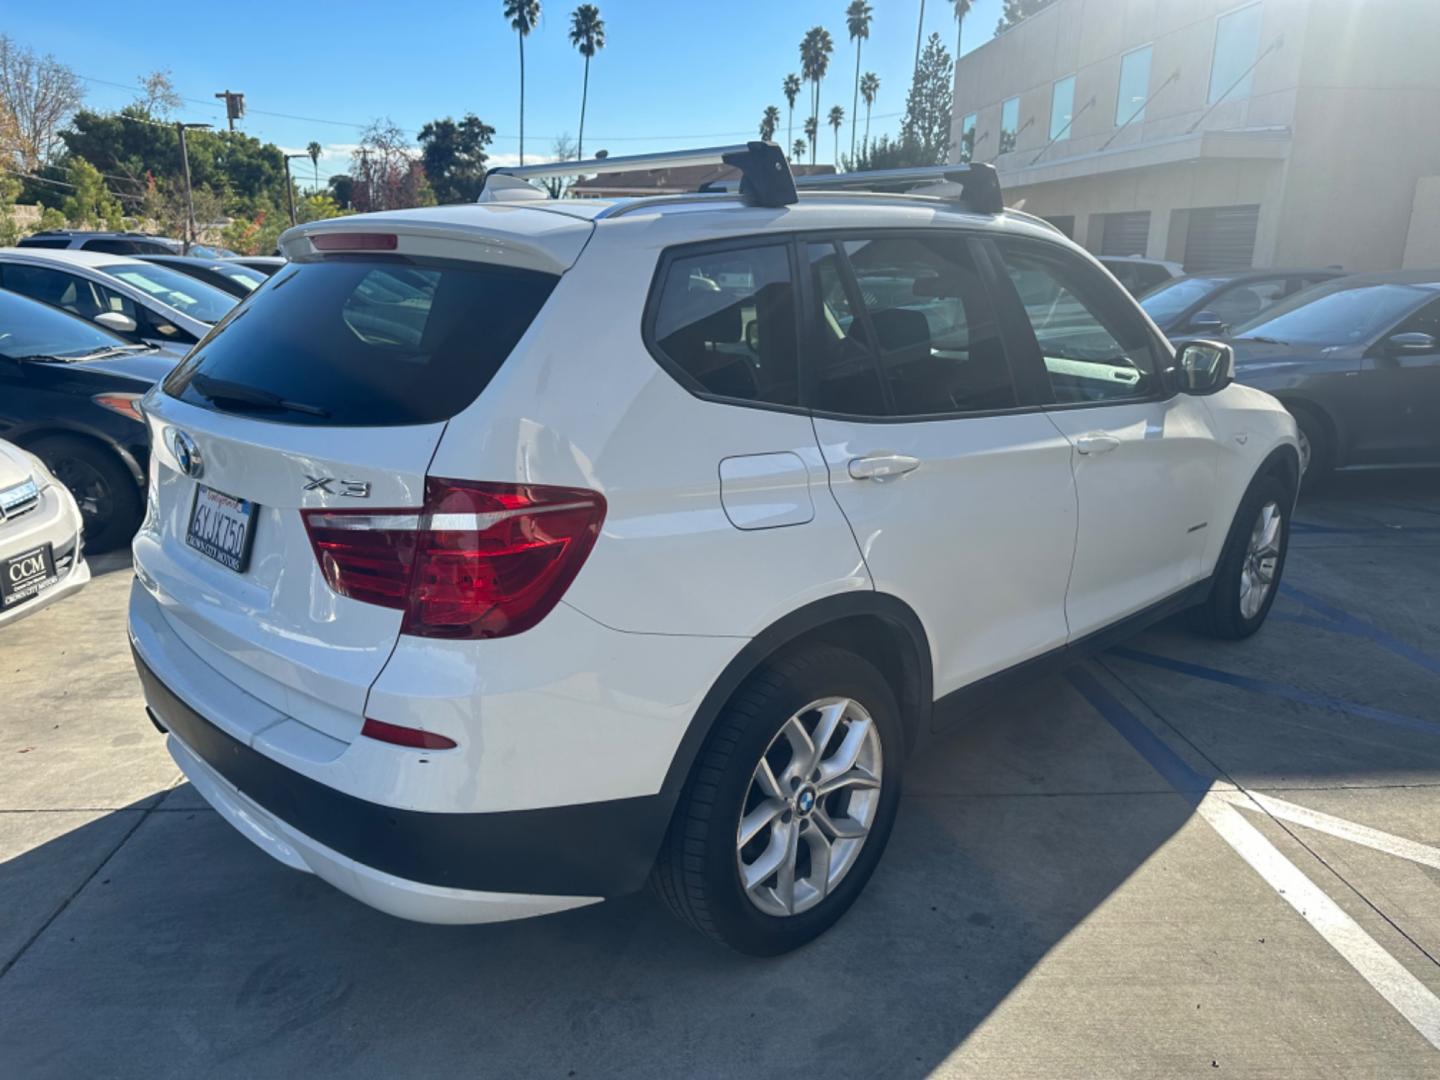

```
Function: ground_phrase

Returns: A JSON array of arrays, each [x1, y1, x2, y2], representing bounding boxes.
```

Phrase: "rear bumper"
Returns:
[[133, 643, 674, 914]]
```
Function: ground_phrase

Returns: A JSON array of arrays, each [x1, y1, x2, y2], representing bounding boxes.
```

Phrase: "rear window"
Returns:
[[163, 257, 557, 426]]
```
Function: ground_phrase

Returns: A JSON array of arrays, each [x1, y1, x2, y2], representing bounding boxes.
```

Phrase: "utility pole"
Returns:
[[176, 122, 211, 254], [284, 154, 310, 227], [214, 90, 245, 132]]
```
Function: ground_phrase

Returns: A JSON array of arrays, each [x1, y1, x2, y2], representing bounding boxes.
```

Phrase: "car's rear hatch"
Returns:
[[133, 207, 591, 745]]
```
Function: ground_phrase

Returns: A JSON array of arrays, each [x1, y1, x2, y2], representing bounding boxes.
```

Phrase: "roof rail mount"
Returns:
[[482, 141, 798, 209]]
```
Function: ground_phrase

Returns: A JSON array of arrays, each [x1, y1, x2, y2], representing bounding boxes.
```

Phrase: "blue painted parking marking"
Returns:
[[1107, 647, 1439, 737], [1281, 584, 1440, 678]]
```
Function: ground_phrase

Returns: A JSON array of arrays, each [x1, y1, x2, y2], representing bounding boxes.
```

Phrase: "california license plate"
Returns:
[[0, 543, 56, 609], [186, 485, 256, 573]]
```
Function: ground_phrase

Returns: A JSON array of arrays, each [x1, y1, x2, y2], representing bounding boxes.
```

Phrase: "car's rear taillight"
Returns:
[[301, 478, 605, 639]]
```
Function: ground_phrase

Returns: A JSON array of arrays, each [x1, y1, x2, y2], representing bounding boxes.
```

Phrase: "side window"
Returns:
[[82, 238, 141, 254], [1395, 297, 1440, 341], [650, 243, 799, 406], [807, 240, 886, 415], [92, 283, 194, 343], [841, 235, 1016, 415], [0, 265, 101, 319], [1208, 277, 1287, 327], [994, 240, 1159, 405]]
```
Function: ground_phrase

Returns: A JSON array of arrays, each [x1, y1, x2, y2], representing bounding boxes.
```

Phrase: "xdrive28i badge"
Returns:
[[168, 429, 203, 479]]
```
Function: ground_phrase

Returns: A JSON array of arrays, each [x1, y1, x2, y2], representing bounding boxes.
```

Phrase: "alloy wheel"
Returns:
[[1239, 500, 1283, 620], [736, 697, 883, 917]]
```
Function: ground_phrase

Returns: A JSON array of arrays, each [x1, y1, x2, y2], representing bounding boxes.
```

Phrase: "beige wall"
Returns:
[[1403, 178, 1440, 270], [953, 0, 1440, 271]]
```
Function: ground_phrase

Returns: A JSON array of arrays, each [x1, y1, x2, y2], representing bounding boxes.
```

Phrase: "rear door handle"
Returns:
[[1074, 433, 1121, 456], [848, 453, 921, 481]]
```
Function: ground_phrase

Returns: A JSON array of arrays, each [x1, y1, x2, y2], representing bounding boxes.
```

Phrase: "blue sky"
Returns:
[[7, 0, 1002, 185]]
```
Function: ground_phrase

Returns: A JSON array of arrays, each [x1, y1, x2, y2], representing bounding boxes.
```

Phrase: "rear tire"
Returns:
[[28, 435, 141, 553], [1189, 473, 1291, 640], [651, 646, 903, 956]]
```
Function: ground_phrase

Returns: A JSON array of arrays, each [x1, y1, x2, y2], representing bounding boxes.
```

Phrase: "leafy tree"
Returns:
[[995, 0, 1055, 33], [900, 33, 953, 165], [504, 0, 541, 165], [0, 172, 22, 245], [351, 118, 433, 212], [0, 35, 84, 167], [37, 205, 65, 231], [418, 114, 495, 203], [782, 73, 801, 152], [307, 141, 322, 192], [60, 158, 123, 229], [134, 70, 181, 117], [827, 105, 844, 165], [759, 105, 780, 142], [846, 1, 872, 160], [792, 137, 806, 161], [327, 173, 355, 209], [298, 192, 345, 222], [803, 115, 819, 164], [859, 72, 879, 152], [568, 5, 605, 159]]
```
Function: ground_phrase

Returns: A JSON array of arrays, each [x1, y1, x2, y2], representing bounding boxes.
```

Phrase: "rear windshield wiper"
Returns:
[[189, 373, 330, 417], [11, 344, 154, 363]]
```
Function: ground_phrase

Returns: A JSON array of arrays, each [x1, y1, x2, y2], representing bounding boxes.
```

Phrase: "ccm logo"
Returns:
[[9, 554, 45, 581], [303, 476, 371, 498]]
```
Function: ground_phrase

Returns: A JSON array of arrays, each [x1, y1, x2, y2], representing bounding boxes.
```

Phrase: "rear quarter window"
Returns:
[[163, 257, 557, 426]]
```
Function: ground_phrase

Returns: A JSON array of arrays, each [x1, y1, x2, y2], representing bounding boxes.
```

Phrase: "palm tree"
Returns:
[[846, 1, 872, 159], [828, 105, 844, 165], [306, 141, 322, 193], [803, 115, 819, 165], [860, 72, 879, 151], [792, 137, 807, 161], [951, 0, 972, 64], [503, 0, 541, 165], [760, 105, 781, 142], [799, 26, 833, 147], [783, 74, 802, 151], [568, 5, 605, 159]]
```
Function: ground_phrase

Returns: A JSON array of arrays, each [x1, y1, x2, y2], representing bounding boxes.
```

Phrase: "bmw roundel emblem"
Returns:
[[170, 429, 203, 479]]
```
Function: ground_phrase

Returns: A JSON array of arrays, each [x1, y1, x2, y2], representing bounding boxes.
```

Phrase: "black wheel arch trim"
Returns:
[[15, 422, 148, 487], [653, 590, 934, 810]]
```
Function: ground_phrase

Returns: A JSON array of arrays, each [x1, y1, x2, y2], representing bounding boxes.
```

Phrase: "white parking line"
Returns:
[[1224, 790, 1440, 871], [1196, 792, 1440, 1050]]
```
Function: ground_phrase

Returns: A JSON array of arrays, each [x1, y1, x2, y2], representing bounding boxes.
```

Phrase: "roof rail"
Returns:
[[481, 141, 798, 209], [707, 162, 1005, 215]]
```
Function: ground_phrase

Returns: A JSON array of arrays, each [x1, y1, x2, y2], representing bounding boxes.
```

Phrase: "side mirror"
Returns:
[[93, 311, 137, 335], [1170, 339, 1234, 395], [1384, 331, 1437, 356], [1187, 310, 1226, 335]]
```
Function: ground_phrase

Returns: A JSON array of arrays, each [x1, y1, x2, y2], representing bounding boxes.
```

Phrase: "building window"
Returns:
[[959, 113, 977, 162], [1049, 76, 1076, 141], [1209, 3, 1263, 104], [1115, 45, 1152, 126], [999, 97, 1020, 154]]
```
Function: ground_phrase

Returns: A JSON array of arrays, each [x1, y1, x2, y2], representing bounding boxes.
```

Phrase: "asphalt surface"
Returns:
[[2, 468, 1438, 1078]]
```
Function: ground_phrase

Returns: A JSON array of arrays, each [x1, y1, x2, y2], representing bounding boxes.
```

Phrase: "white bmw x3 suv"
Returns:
[[129, 146, 1298, 955]]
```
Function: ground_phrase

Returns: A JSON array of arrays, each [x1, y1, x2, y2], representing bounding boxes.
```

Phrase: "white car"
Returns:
[[0, 248, 236, 348], [0, 438, 89, 628], [127, 146, 1299, 955]]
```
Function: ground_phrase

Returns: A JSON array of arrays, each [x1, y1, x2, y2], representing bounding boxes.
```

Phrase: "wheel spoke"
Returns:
[[779, 716, 815, 780], [753, 757, 785, 801], [804, 826, 834, 899], [817, 766, 880, 797], [817, 717, 871, 785], [737, 798, 785, 848], [814, 804, 868, 840], [742, 821, 792, 892], [774, 819, 801, 913], [803, 700, 848, 777]]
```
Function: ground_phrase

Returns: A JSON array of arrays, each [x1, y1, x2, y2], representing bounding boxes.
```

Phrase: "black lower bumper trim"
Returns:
[[132, 645, 669, 898]]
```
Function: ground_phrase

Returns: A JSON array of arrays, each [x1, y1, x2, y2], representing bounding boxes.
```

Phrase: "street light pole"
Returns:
[[176, 122, 211, 254]]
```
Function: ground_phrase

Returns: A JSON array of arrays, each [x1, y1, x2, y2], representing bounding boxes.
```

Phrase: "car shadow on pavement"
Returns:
[[0, 675, 1203, 1078]]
